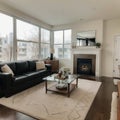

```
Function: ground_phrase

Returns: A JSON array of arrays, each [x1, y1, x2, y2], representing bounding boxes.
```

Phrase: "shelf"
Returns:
[[47, 83, 76, 94]]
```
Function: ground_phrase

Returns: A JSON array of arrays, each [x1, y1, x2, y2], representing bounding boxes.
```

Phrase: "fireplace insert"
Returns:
[[77, 58, 93, 75]]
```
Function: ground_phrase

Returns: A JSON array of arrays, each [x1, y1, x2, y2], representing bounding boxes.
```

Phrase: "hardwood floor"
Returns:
[[85, 77, 117, 120], [0, 105, 37, 120], [0, 77, 117, 120]]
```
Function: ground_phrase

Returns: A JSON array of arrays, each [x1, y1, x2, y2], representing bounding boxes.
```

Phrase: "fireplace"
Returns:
[[77, 58, 93, 75], [72, 47, 101, 77], [74, 54, 96, 76]]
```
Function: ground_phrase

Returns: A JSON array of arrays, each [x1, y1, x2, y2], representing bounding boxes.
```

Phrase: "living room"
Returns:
[[0, 0, 119, 120]]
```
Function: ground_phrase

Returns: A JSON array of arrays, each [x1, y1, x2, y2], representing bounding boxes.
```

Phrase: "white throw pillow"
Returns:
[[1, 64, 14, 76], [36, 61, 45, 70]]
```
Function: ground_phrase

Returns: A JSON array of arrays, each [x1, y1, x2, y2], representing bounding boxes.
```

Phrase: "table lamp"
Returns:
[[50, 48, 54, 60]]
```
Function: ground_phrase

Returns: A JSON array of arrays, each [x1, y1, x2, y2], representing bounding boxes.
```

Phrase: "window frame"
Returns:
[[0, 11, 55, 62], [16, 19, 40, 60], [54, 29, 72, 59], [40, 28, 51, 59], [0, 12, 14, 62]]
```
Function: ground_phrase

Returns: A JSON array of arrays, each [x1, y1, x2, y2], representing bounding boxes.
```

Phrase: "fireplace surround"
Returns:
[[72, 47, 101, 77]]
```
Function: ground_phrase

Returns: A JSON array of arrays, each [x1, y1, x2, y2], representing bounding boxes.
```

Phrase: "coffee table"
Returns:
[[43, 74, 79, 97]]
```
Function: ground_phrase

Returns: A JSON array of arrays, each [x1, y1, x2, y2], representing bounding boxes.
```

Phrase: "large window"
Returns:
[[41, 28, 50, 59], [0, 13, 13, 62], [0, 12, 52, 62], [17, 20, 39, 60], [54, 29, 71, 59]]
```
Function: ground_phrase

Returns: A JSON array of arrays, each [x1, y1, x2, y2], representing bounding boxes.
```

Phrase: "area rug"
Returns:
[[0, 79, 101, 120], [113, 78, 120, 85], [110, 92, 117, 120]]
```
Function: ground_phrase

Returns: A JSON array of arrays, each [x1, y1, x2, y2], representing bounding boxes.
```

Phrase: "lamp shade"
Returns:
[[50, 48, 55, 54]]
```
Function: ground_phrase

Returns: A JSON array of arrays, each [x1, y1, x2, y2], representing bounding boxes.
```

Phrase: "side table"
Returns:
[[45, 60, 59, 73]]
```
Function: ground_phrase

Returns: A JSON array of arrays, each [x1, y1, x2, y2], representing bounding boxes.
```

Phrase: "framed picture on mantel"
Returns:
[[76, 30, 96, 47]]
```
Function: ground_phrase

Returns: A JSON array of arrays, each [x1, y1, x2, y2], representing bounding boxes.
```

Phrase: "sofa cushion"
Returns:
[[15, 61, 29, 75], [25, 70, 47, 79], [0, 62, 16, 73], [14, 75, 30, 84], [1, 64, 14, 76], [25, 71, 42, 79], [36, 61, 45, 70], [28, 60, 36, 72], [7, 62, 16, 74]]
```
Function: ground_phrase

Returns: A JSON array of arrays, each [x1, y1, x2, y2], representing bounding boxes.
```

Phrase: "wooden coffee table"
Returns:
[[43, 74, 78, 97]]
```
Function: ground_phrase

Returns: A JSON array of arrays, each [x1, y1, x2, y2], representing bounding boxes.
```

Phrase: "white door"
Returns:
[[113, 36, 120, 78]]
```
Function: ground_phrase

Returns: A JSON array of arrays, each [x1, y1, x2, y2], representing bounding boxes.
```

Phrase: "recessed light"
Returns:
[[93, 7, 96, 10], [80, 18, 84, 21]]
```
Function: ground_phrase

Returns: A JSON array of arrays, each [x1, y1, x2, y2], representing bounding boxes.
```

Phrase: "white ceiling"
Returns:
[[0, 0, 120, 26]]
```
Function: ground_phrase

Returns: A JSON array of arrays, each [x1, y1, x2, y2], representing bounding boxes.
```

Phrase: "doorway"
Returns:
[[113, 35, 120, 78]]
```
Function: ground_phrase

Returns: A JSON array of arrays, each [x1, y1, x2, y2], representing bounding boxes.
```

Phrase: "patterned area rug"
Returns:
[[0, 79, 101, 120]]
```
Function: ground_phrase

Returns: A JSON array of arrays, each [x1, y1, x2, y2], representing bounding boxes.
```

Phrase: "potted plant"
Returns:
[[95, 42, 101, 48]]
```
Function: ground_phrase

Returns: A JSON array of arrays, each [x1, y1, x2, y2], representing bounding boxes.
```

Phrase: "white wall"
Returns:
[[53, 20, 103, 43], [0, 2, 51, 29], [52, 20, 104, 74], [102, 19, 120, 77], [53, 19, 120, 77]]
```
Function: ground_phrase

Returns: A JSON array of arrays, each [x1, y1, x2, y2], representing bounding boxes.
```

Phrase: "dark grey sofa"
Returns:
[[0, 60, 51, 97]]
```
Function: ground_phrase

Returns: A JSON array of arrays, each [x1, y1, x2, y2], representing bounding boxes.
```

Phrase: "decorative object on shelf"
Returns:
[[55, 67, 71, 90], [50, 48, 54, 60], [56, 83, 67, 90], [72, 42, 76, 48], [57, 67, 71, 80], [95, 42, 101, 48]]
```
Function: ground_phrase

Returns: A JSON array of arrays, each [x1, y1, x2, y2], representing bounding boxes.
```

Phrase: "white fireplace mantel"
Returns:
[[71, 47, 102, 77]]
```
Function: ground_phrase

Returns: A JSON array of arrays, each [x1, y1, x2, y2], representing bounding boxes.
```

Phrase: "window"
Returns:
[[17, 20, 39, 60], [0, 13, 13, 62], [54, 29, 71, 59], [41, 28, 50, 59], [0, 12, 52, 62]]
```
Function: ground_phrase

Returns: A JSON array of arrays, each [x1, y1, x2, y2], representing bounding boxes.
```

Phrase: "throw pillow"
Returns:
[[36, 61, 45, 70], [1, 64, 14, 76]]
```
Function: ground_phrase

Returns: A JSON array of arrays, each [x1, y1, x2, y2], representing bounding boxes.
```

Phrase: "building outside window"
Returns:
[[54, 29, 71, 59], [41, 28, 50, 59], [17, 19, 39, 60], [0, 13, 13, 62], [0, 12, 52, 62]]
